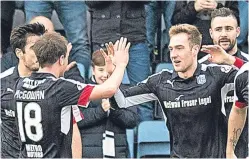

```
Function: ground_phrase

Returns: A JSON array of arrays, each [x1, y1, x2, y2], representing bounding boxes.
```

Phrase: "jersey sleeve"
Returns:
[[112, 73, 161, 108], [216, 65, 238, 85], [234, 71, 248, 108], [57, 78, 95, 108]]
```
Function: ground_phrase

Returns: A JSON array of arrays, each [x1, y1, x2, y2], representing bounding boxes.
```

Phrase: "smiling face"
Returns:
[[92, 65, 108, 84], [210, 16, 240, 53], [169, 33, 198, 73]]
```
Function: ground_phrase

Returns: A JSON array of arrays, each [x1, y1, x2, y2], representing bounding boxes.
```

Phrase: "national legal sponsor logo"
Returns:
[[163, 96, 212, 109]]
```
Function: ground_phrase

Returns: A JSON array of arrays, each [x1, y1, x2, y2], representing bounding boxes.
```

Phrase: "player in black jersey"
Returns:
[[1, 22, 80, 158], [110, 24, 245, 158], [13, 32, 130, 158], [226, 62, 248, 158], [1, 23, 46, 158], [199, 7, 249, 158]]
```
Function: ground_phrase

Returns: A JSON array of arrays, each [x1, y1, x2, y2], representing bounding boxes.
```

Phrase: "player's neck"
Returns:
[[18, 63, 32, 77], [38, 66, 60, 78], [228, 44, 238, 56], [178, 61, 198, 79]]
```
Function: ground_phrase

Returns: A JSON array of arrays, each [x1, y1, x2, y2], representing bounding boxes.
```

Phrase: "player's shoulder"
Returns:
[[56, 77, 89, 90], [235, 63, 249, 81], [141, 69, 173, 84], [1, 67, 18, 90], [0, 67, 15, 80], [239, 62, 249, 73], [200, 63, 237, 74], [240, 51, 249, 61]]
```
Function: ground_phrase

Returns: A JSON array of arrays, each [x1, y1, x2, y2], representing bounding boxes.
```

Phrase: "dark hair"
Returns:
[[169, 24, 202, 48], [31, 32, 68, 68], [91, 50, 106, 67], [10, 23, 45, 52], [211, 7, 240, 26]]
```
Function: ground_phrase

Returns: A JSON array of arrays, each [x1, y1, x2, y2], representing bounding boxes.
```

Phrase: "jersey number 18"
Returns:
[[17, 102, 43, 142]]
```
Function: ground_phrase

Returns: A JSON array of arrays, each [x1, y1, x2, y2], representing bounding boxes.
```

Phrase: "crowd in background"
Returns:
[[1, 1, 248, 158]]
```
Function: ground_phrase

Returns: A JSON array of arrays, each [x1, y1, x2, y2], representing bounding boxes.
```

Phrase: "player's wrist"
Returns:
[[115, 63, 127, 69], [233, 57, 244, 69], [223, 54, 235, 66]]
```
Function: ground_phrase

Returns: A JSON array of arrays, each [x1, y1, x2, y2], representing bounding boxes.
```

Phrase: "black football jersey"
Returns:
[[112, 63, 238, 158], [1, 67, 21, 158], [14, 72, 94, 158], [234, 62, 249, 106]]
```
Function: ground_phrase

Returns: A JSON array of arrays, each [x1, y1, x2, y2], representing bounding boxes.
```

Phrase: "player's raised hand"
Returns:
[[114, 37, 130, 68], [201, 45, 235, 65], [100, 47, 115, 75]]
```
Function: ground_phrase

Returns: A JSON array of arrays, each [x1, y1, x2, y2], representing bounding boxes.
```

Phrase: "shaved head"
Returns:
[[29, 16, 54, 32]]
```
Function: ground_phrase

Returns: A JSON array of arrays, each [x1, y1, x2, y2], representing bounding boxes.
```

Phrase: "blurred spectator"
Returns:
[[172, 0, 239, 59], [1, 1, 15, 54], [237, 0, 248, 52], [78, 50, 138, 158], [86, 1, 153, 121], [30, 16, 55, 32], [24, 1, 91, 75], [145, 1, 176, 61]]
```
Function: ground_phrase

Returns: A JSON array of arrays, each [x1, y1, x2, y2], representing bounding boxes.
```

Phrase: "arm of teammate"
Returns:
[[110, 73, 161, 109], [57, 37, 129, 108], [72, 123, 82, 158], [226, 70, 248, 158], [201, 45, 245, 68], [226, 105, 247, 159]]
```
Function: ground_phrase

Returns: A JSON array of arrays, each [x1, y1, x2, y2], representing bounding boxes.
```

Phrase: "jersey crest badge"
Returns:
[[197, 75, 206, 85], [220, 65, 232, 73]]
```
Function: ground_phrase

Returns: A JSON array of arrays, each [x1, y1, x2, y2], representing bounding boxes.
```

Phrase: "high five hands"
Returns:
[[100, 37, 131, 75]]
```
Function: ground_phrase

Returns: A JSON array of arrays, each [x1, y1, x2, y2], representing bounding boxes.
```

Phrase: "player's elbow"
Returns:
[[104, 85, 117, 98]]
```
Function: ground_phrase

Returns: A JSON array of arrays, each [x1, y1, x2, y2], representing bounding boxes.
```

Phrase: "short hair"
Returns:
[[31, 32, 68, 68], [91, 50, 106, 67], [169, 24, 202, 47], [10, 23, 45, 52], [211, 7, 239, 26]]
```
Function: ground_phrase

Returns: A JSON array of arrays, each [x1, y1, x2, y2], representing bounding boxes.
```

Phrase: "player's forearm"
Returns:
[[102, 65, 126, 96], [90, 65, 126, 100], [226, 105, 247, 157], [72, 124, 82, 158]]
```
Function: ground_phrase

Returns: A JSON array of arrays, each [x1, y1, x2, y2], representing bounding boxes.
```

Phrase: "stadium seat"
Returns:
[[155, 62, 173, 73], [137, 121, 170, 158], [77, 63, 85, 78], [126, 129, 135, 158]]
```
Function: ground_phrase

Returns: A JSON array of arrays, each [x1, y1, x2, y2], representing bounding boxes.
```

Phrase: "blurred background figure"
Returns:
[[24, 1, 91, 76], [85, 1, 153, 122], [171, 0, 238, 59], [1, 1, 15, 55]]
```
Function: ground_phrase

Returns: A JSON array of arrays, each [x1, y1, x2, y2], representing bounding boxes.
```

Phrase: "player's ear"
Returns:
[[236, 26, 240, 37], [192, 45, 200, 56], [209, 28, 213, 39], [15, 48, 24, 59], [59, 55, 65, 66]]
